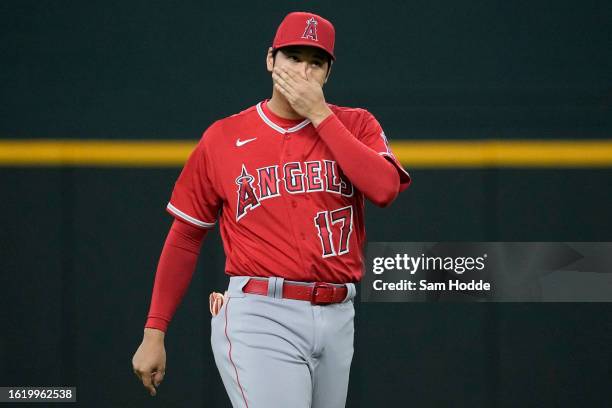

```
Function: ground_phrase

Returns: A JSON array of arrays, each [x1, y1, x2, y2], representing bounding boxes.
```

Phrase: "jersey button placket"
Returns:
[[279, 128, 308, 275], [285, 134, 291, 157]]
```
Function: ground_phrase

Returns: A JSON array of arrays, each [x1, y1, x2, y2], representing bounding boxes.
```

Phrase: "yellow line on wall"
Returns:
[[0, 140, 193, 167], [392, 140, 612, 168], [1, 139, 612, 168]]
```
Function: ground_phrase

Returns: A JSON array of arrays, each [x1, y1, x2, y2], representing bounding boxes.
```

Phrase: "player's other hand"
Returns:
[[132, 328, 166, 396], [209, 291, 228, 316]]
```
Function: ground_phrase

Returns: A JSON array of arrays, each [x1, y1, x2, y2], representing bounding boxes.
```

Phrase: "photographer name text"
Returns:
[[372, 279, 491, 291]]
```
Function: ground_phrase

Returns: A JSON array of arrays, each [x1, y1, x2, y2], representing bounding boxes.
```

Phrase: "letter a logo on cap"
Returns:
[[302, 17, 318, 41]]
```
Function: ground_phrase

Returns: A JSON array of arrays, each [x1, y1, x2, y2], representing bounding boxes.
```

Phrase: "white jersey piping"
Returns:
[[167, 203, 216, 228], [256, 102, 311, 135]]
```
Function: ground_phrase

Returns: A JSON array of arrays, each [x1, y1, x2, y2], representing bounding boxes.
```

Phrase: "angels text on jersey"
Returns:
[[235, 159, 354, 222]]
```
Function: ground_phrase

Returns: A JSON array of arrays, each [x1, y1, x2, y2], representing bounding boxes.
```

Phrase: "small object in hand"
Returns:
[[209, 291, 228, 316]]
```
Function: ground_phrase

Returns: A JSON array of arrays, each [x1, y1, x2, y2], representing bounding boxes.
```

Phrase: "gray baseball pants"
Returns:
[[211, 276, 357, 408]]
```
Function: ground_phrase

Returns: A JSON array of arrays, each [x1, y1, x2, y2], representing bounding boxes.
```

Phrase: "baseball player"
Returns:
[[132, 11, 411, 407]]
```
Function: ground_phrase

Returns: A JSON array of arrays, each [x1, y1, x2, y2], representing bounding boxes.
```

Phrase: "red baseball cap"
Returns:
[[272, 12, 336, 60]]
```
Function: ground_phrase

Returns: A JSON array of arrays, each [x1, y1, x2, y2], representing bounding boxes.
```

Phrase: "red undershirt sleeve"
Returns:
[[144, 218, 208, 333], [315, 112, 410, 207]]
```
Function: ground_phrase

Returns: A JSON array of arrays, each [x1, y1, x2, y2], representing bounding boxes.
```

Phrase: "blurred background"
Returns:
[[1, 0, 611, 406]]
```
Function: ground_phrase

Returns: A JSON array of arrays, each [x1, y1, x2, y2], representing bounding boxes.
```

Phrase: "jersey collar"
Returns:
[[256, 101, 311, 134]]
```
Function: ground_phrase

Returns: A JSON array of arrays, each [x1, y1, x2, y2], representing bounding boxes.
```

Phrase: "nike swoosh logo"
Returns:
[[236, 137, 257, 147]]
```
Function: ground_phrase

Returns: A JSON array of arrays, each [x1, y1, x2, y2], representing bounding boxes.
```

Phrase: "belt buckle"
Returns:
[[311, 282, 335, 305]]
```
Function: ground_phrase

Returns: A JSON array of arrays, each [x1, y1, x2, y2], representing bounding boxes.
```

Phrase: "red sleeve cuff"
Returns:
[[381, 153, 412, 192], [145, 316, 169, 333]]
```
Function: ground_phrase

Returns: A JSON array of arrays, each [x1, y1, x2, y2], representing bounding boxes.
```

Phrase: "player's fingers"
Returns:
[[272, 71, 293, 92], [276, 69, 310, 98], [275, 67, 291, 81], [274, 82, 295, 103], [278, 68, 301, 88], [274, 81, 289, 97], [279, 66, 299, 82], [210, 293, 223, 316], [284, 67, 310, 85], [209, 292, 221, 313], [214, 297, 223, 314], [273, 67, 297, 86], [141, 372, 157, 396], [153, 370, 165, 387], [211, 297, 218, 314]]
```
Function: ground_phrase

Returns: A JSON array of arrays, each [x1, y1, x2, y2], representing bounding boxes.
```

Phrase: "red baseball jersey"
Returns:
[[166, 100, 410, 283]]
